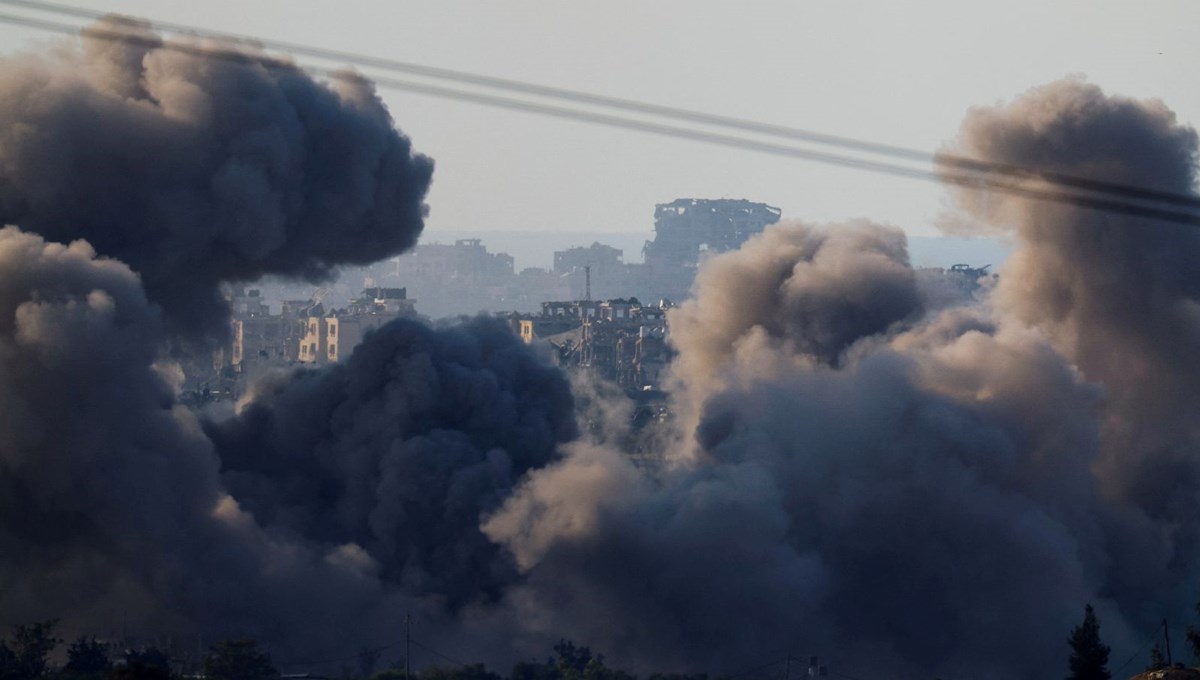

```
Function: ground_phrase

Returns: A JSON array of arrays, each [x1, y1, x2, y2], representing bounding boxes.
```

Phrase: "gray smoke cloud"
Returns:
[[665, 219, 922, 431], [476, 83, 1200, 679], [481, 224, 1117, 679], [0, 16, 433, 339], [944, 80, 1200, 514]]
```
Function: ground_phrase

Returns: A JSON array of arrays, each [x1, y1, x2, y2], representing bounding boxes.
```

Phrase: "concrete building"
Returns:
[[396, 238, 514, 285], [552, 242, 633, 301], [638, 198, 781, 301], [298, 288, 416, 365], [643, 198, 782, 270], [511, 298, 672, 390], [230, 296, 317, 380]]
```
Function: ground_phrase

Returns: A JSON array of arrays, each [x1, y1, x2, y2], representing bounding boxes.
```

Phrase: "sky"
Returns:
[[0, 0, 1196, 241]]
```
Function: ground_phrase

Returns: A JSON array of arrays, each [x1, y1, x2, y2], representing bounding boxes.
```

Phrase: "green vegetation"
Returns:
[[1066, 604, 1111, 680]]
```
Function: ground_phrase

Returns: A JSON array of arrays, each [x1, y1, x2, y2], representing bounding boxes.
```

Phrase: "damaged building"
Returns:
[[643, 198, 782, 269], [509, 298, 673, 391], [641, 198, 782, 300]]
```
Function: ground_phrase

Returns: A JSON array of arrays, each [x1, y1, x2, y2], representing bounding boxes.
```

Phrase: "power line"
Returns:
[[1, 6, 1199, 228], [1113, 622, 1166, 676], [5, 0, 1198, 213]]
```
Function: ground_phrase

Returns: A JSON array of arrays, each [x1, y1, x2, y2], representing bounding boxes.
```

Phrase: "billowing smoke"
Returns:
[[945, 80, 1200, 528], [0, 17, 443, 657], [477, 82, 1200, 679], [665, 219, 923, 431], [0, 223, 576, 659], [1, 18, 1198, 680], [204, 316, 577, 609], [481, 223, 1115, 679], [0, 16, 433, 339], [0, 225, 412, 653]]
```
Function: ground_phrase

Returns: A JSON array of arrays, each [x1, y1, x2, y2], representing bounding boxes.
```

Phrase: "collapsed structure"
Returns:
[[644, 198, 783, 270], [507, 298, 672, 390]]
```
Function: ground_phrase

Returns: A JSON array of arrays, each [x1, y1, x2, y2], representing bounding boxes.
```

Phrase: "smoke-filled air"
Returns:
[[2, 17, 1200, 680]]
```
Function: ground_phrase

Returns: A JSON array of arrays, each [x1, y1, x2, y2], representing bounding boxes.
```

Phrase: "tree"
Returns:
[[419, 664, 501, 680], [509, 641, 635, 680], [1189, 599, 1200, 662], [1147, 642, 1167, 672], [552, 640, 594, 680], [104, 646, 171, 680], [0, 621, 61, 680], [123, 648, 170, 672], [204, 640, 279, 680], [63, 637, 111, 678], [1067, 604, 1112, 680]]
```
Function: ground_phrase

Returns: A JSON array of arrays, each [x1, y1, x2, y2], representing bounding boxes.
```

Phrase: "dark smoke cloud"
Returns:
[[0, 224, 576, 662], [205, 316, 577, 609], [0, 226, 402, 652], [0, 16, 433, 339]]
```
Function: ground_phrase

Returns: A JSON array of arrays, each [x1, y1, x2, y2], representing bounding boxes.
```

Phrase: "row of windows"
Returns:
[[298, 342, 336, 359]]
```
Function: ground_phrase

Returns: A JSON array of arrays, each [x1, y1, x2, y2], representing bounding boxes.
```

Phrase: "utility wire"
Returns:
[[1113, 624, 1165, 676], [2, 8, 1200, 229], [5, 0, 1199, 213], [7, 0, 1200, 213]]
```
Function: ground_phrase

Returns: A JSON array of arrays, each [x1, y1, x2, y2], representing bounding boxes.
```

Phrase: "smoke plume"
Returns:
[[0, 16, 433, 339], [479, 82, 1200, 679], [0, 225, 407, 653], [205, 316, 577, 609], [945, 80, 1200, 520]]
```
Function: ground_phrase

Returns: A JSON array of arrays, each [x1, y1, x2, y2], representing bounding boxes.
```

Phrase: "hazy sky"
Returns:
[[0, 0, 1196, 239]]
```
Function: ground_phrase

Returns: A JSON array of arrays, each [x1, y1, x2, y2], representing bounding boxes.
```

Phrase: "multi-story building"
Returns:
[[640, 198, 782, 301], [298, 288, 417, 365], [509, 298, 672, 390], [643, 198, 782, 270]]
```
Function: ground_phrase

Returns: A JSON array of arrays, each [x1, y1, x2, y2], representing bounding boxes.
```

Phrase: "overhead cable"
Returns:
[[0, 5, 1199, 226]]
